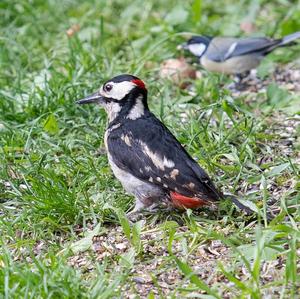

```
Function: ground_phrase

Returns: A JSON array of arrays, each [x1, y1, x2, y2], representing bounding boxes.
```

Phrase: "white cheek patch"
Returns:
[[127, 95, 144, 120], [100, 81, 136, 100], [188, 43, 207, 57]]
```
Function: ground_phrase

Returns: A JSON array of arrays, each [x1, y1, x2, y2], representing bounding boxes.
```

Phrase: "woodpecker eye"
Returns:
[[104, 84, 113, 92]]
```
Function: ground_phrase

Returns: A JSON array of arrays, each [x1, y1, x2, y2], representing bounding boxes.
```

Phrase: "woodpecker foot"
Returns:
[[126, 211, 144, 223], [126, 200, 162, 222]]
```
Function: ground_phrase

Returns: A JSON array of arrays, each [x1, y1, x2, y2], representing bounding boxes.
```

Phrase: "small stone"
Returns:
[[159, 57, 196, 88]]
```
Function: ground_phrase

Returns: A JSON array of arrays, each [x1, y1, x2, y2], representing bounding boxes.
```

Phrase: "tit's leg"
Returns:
[[236, 71, 250, 82], [227, 71, 250, 91]]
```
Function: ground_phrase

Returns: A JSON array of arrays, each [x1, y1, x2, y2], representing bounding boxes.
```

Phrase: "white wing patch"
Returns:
[[224, 42, 237, 60], [141, 141, 175, 171], [188, 43, 207, 57], [121, 134, 132, 146], [163, 157, 175, 168]]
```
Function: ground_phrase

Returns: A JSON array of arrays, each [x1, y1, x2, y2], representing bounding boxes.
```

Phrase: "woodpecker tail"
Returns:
[[226, 195, 254, 215], [280, 31, 300, 46], [226, 195, 274, 221]]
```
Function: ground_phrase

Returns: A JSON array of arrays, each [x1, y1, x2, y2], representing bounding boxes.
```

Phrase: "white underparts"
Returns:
[[104, 102, 121, 122], [106, 150, 163, 205]]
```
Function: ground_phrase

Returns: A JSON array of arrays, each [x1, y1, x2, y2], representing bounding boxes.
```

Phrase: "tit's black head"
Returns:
[[182, 35, 212, 58], [187, 36, 212, 46]]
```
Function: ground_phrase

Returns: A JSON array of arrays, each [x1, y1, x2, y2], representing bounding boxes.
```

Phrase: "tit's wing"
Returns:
[[206, 37, 280, 62], [107, 115, 222, 202]]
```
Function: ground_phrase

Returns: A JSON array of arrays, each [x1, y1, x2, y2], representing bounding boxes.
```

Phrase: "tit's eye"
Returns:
[[104, 84, 113, 92]]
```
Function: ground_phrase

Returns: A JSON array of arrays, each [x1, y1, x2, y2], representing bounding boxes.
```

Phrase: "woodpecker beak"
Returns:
[[76, 92, 104, 105], [177, 43, 188, 50]]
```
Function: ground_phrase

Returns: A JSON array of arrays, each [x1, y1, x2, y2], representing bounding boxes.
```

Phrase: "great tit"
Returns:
[[180, 32, 300, 76]]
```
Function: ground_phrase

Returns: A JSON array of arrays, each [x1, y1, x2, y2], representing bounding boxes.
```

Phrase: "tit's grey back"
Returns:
[[206, 37, 279, 62]]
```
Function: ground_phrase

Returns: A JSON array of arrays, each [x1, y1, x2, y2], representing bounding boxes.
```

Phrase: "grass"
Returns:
[[0, 0, 300, 298]]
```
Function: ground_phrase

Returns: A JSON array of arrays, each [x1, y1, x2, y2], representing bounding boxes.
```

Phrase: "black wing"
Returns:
[[107, 113, 222, 202], [206, 37, 280, 62]]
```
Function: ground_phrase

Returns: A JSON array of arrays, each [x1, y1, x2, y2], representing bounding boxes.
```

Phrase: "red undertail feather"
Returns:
[[170, 191, 208, 209], [131, 79, 146, 90]]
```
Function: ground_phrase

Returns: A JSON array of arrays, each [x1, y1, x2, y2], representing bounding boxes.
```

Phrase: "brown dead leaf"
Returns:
[[66, 24, 80, 37], [240, 21, 256, 34], [159, 57, 196, 88]]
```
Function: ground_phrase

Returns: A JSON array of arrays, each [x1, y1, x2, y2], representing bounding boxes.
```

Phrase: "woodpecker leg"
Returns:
[[143, 202, 160, 213], [126, 199, 147, 217], [126, 197, 162, 222]]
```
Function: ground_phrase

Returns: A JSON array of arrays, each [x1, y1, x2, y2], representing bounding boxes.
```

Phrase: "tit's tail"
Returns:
[[280, 31, 300, 46], [265, 31, 300, 54]]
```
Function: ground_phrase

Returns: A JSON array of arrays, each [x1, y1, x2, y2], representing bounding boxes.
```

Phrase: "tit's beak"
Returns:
[[76, 92, 103, 105], [177, 43, 188, 50]]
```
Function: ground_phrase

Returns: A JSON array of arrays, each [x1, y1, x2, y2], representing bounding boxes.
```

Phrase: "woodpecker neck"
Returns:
[[108, 88, 148, 125]]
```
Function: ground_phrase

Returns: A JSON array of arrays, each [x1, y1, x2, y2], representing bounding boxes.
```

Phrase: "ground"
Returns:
[[0, 1, 300, 298]]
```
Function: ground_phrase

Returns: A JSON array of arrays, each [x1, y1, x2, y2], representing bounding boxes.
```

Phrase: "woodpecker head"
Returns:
[[180, 36, 212, 58], [77, 74, 148, 122]]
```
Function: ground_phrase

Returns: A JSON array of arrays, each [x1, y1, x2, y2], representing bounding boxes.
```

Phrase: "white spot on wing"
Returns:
[[163, 157, 175, 168], [110, 123, 121, 131], [121, 134, 132, 146], [170, 169, 179, 180], [189, 182, 195, 189], [145, 166, 152, 172]]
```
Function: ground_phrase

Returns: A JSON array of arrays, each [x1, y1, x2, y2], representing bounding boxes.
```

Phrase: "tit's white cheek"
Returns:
[[188, 43, 206, 57]]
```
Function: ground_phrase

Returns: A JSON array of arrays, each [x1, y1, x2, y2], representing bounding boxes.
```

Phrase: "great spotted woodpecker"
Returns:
[[77, 74, 252, 216]]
